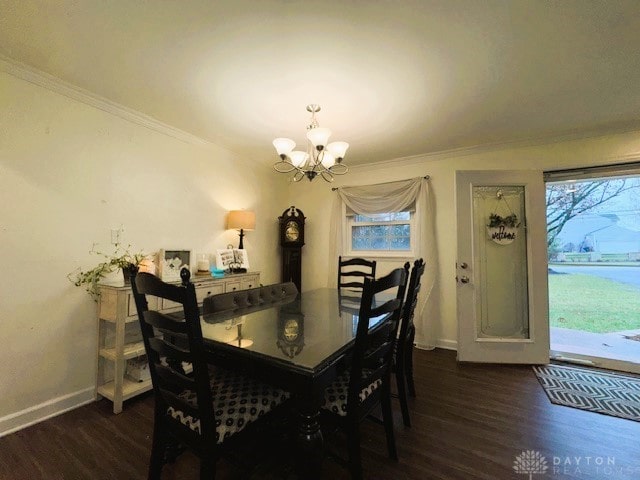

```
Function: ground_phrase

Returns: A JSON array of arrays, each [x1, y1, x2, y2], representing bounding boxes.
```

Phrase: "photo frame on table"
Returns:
[[157, 249, 193, 281], [215, 248, 250, 272]]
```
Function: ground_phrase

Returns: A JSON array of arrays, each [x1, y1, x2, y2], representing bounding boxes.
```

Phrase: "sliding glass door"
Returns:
[[545, 164, 640, 373]]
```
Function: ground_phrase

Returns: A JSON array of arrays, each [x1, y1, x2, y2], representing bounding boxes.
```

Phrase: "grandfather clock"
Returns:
[[278, 206, 305, 292]]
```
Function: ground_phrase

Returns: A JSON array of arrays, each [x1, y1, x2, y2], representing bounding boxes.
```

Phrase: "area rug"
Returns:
[[533, 364, 640, 422]]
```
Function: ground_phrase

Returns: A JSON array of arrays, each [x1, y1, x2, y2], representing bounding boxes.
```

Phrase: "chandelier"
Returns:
[[273, 104, 349, 182]]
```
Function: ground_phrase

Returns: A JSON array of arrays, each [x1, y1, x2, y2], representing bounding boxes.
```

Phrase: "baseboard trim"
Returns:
[[415, 339, 458, 351], [0, 387, 95, 438], [435, 339, 458, 350]]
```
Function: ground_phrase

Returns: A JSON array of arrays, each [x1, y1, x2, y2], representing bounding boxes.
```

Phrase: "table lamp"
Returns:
[[227, 210, 255, 249]]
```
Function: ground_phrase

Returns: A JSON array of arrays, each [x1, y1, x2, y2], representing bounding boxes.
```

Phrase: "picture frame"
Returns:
[[215, 248, 250, 272], [157, 249, 193, 281]]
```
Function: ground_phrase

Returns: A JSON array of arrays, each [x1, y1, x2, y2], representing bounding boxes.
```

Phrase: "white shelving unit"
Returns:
[[96, 271, 260, 413]]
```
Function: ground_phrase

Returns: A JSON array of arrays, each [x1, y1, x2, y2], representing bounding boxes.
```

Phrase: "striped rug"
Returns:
[[533, 364, 640, 422]]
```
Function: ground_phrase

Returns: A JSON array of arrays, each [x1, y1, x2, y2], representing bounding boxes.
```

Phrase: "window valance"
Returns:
[[337, 178, 422, 215]]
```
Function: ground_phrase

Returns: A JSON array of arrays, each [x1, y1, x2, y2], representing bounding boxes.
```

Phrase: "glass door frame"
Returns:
[[545, 161, 640, 374]]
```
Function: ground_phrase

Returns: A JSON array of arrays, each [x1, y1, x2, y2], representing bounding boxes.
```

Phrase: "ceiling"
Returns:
[[2, 0, 640, 166]]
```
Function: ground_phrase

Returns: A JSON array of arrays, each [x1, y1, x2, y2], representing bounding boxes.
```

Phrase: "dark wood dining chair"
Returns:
[[338, 256, 377, 291], [394, 258, 425, 427], [321, 265, 408, 480], [130, 269, 290, 480]]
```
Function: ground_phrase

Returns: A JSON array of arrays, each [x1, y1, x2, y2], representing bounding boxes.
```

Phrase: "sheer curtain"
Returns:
[[328, 177, 438, 349]]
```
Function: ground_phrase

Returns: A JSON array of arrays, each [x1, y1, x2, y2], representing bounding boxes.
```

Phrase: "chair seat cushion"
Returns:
[[321, 370, 382, 417], [167, 367, 290, 443]]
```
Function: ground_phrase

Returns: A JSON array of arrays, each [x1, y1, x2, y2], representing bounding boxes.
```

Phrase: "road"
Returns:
[[549, 264, 640, 288]]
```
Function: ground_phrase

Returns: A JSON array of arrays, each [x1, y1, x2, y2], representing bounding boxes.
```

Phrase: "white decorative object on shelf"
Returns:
[[126, 356, 151, 382], [216, 248, 250, 272], [196, 253, 210, 272], [157, 249, 193, 281]]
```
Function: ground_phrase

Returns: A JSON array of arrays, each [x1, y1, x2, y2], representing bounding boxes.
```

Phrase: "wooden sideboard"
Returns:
[[96, 271, 260, 413]]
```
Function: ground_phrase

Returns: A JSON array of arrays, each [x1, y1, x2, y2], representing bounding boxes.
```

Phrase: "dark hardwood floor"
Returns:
[[1, 348, 639, 479]]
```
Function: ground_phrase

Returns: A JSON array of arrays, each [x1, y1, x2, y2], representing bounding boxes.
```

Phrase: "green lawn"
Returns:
[[548, 273, 640, 333]]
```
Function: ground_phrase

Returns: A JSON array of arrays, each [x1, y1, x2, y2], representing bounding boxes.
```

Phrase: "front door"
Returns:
[[456, 170, 549, 364]]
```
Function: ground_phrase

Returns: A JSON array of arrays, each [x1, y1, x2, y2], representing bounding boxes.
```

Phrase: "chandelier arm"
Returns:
[[273, 160, 297, 173], [320, 170, 334, 182], [328, 163, 348, 175]]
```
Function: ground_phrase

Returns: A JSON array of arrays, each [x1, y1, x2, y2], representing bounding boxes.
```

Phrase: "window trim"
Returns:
[[342, 204, 416, 258]]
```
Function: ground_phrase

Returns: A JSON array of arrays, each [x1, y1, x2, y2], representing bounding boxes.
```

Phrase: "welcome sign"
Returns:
[[487, 225, 518, 245]]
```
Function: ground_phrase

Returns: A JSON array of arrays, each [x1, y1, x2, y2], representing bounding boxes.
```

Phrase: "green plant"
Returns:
[[68, 243, 146, 300], [487, 213, 520, 228]]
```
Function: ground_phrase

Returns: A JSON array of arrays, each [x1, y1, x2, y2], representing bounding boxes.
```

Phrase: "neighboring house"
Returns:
[[557, 215, 640, 254]]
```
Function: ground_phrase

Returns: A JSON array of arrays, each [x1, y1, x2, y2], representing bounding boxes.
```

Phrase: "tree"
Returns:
[[546, 178, 640, 247]]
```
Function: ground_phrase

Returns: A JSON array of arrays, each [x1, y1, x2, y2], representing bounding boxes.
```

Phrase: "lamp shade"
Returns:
[[306, 127, 331, 148], [227, 210, 256, 231], [273, 138, 296, 156], [326, 141, 349, 160], [320, 151, 335, 168], [289, 150, 309, 167]]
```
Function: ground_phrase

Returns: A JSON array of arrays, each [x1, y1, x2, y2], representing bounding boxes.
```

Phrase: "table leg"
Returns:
[[294, 405, 323, 479]]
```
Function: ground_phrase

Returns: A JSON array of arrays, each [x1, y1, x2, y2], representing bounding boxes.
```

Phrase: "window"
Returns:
[[346, 209, 414, 256]]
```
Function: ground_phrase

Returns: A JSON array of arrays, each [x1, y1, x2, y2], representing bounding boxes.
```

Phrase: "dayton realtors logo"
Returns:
[[513, 450, 548, 479], [513, 451, 630, 477]]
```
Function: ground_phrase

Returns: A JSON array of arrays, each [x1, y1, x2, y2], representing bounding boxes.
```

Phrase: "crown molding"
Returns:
[[351, 123, 640, 172], [0, 54, 214, 147], [4, 54, 640, 163]]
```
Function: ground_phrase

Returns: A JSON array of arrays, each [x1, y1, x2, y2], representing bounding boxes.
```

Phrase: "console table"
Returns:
[[96, 271, 260, 413]]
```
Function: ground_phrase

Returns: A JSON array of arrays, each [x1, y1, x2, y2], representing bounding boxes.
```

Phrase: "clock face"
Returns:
[[285, 220, 300, 242], [283, 319, 299, 341]]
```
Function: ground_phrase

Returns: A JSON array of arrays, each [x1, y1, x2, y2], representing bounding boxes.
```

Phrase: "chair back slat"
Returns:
[[370, 298, 402, 319], [362, 340, 393, 368], [155, 363, 196, 391], [135, 270, 188, 304], [341, 271, 371, 278], [148, 337, 192, 363], [338, 256, 377, 291], [347, 264, 408, 414], [358, 363, 387, 388], [143, 310, 188, 334]]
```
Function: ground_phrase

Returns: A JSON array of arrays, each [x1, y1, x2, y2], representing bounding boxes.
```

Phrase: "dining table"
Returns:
[[200, 287, 390, 479]]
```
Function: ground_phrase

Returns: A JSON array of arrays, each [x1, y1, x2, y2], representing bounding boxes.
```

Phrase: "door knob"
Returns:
[[460, 276, 470, 284], [459, 262, 468, 269]]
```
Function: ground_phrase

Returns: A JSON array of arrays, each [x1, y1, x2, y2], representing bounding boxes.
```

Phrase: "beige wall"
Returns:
[[0, 71, 287, 434], [287, 131, 640, 349]]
